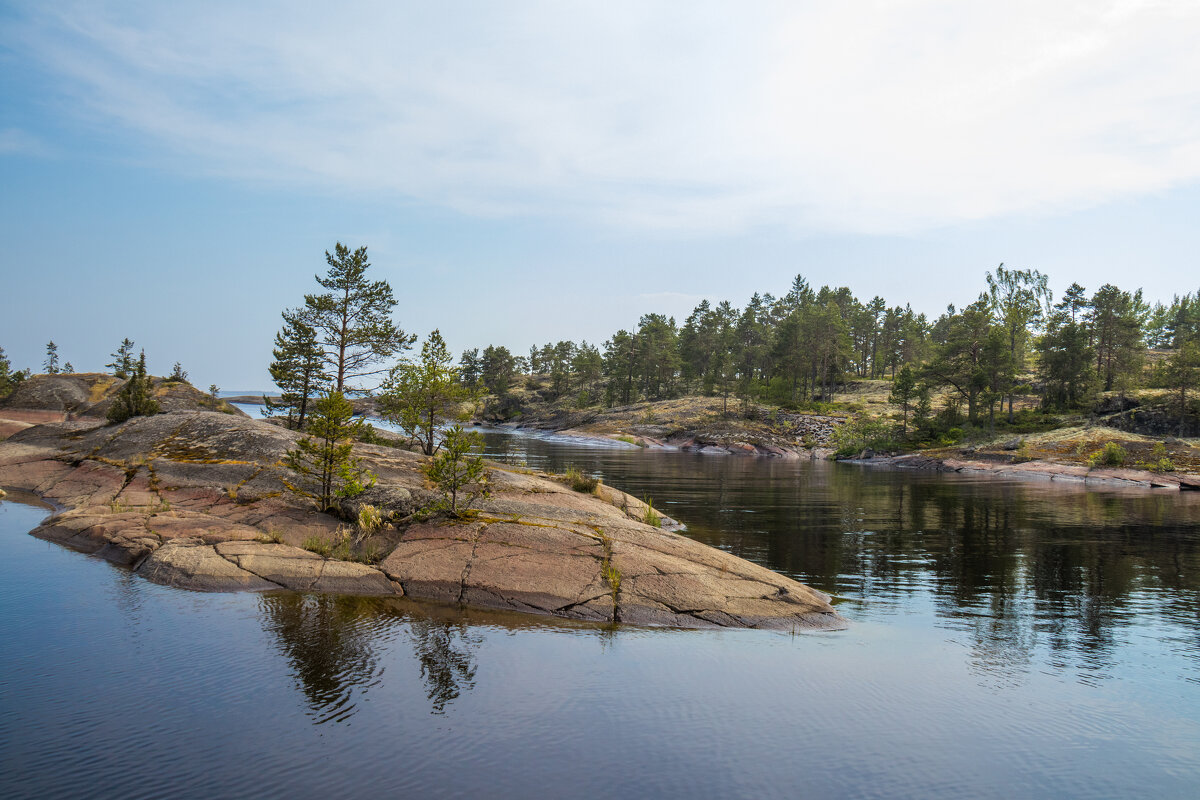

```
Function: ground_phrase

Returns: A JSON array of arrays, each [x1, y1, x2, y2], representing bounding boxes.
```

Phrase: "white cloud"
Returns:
[[8, 0, 1200, 234]]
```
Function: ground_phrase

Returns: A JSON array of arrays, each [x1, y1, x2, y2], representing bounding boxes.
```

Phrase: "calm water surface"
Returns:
[[3, 425, 1200, 799]]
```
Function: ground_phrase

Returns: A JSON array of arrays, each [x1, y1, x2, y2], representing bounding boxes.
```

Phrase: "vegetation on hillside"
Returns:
[[463, 266, 1200, 455]]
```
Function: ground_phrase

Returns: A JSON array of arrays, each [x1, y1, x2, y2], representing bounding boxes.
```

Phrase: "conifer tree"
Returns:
[[304, 243, 414, 393], [1166, 342, 1200, 438], [107, 338, 136, 378], [283, 391, 375, 512], [459, 348, 482, 388], [44, 341, 59, 374], [107, 351, 160, 423], [480, 345, 516, 395], [1038, 286, 1095, 410], [267, 308, 327, 429], [1089, 284, 1145, 393], [423, 425, 488, 517], [889, 363, 917, 436], [168, 362, 189, 383], [378, 330, 474, 456], [63, 362, 74, 374]]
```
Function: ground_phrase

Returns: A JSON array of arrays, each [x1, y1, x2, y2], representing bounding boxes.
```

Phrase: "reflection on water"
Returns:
[[5, 429, 1200, 798], [408, 617, 482, 714], [259, 594, 392, 724], [474, 429, 1200, 686], [259, 593, 485, 721]]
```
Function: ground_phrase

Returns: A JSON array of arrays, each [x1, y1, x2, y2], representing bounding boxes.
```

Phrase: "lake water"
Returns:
[[3, 425, 1200, 799]]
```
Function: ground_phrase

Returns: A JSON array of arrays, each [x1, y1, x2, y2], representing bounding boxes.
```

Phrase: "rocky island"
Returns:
[[0, 374, 841, 631]]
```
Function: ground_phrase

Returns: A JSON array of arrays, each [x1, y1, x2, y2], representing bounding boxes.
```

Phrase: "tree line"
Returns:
[[463, 266, 1200, 434]]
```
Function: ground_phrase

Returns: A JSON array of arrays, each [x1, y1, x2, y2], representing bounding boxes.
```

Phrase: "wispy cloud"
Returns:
[[8, 0, 1200, 234], [0, 127, 50, 156]]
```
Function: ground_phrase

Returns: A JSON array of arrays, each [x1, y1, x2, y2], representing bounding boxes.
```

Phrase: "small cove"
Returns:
[[3, 425, 1200, 798]]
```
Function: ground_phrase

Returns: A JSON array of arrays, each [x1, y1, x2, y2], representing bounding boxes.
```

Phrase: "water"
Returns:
[[3, 426, 1200, 799]]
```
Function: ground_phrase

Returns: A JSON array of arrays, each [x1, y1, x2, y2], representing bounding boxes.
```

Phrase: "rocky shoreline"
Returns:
[[491, 418, 838, 459], [842, 451, 1200, 490], [495, 411, 1200, 491], [0, 400, 842, 631]]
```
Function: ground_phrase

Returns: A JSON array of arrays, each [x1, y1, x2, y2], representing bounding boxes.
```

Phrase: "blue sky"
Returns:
[[3, 0, 1199, 390]]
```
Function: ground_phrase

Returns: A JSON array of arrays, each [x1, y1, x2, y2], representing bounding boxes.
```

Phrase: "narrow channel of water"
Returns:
[[3, 423, 1199, 798]]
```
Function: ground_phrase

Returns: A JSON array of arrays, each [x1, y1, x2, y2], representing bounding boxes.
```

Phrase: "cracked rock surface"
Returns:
[[0, 409, 842, 631]]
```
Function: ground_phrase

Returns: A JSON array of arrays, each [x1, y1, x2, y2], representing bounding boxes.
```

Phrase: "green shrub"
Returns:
[[1138, 442, 1176, 473], [1087, 441, 1127, 468]]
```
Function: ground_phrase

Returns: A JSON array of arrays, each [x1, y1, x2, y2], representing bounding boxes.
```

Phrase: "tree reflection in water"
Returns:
[[407, 617, 482, 715], [260, 594, 486, 720], [259, 594, 389, 724]]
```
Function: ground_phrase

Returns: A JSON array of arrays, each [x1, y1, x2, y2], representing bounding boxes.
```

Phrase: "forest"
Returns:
[[461, 265, 1200, 442]]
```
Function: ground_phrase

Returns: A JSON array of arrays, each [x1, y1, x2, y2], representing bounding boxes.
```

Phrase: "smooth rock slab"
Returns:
[[139, 541, 278, 592], [215, 541, 401, 596]]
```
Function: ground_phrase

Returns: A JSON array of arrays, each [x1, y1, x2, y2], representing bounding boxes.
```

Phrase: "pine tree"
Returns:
[[168, 362, 189, 383], [423, 425, 488, 517], [459, 348, 482, 388], [889, 364, 917, 437], [107, 351, 160, 423], [267, 309, 327, 429], [303, 243, 415, 393], [378, 330, 474, 455], [283, 391, 375, 512], [1038, 285, 1095, 410], [107, 338, 136, 378], [62, 362, 74, 374], [1166, 342, 1200, 438], [1089, 284, 1145, 393], [480, 345, 516, 395], [44, 341, 59, 374]]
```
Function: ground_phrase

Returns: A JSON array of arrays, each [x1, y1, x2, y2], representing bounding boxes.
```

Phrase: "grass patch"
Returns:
[[257, 527, 285, 544], [357, 504, 384, 535], [595, 528, 622, 613], [642, 496, 662, 528], [564, 467, 600, 493], [88, 377, 117, 403], [601, 561, 622, 596], [302, 535, 332, 557]]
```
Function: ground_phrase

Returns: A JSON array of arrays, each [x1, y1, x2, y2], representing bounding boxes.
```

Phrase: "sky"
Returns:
[[2, 0, 1200, 390]]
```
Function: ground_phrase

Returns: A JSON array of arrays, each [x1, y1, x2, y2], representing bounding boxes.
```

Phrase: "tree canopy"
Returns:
[[378, 330, 474, 456], [303, 243, 415, 394]]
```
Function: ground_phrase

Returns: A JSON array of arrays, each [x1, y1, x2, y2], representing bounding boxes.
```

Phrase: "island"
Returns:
[[0, 374, 841, 632]]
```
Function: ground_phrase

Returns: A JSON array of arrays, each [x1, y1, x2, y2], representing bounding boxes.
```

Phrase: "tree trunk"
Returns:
[[1182, 385, 1188, 439]]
